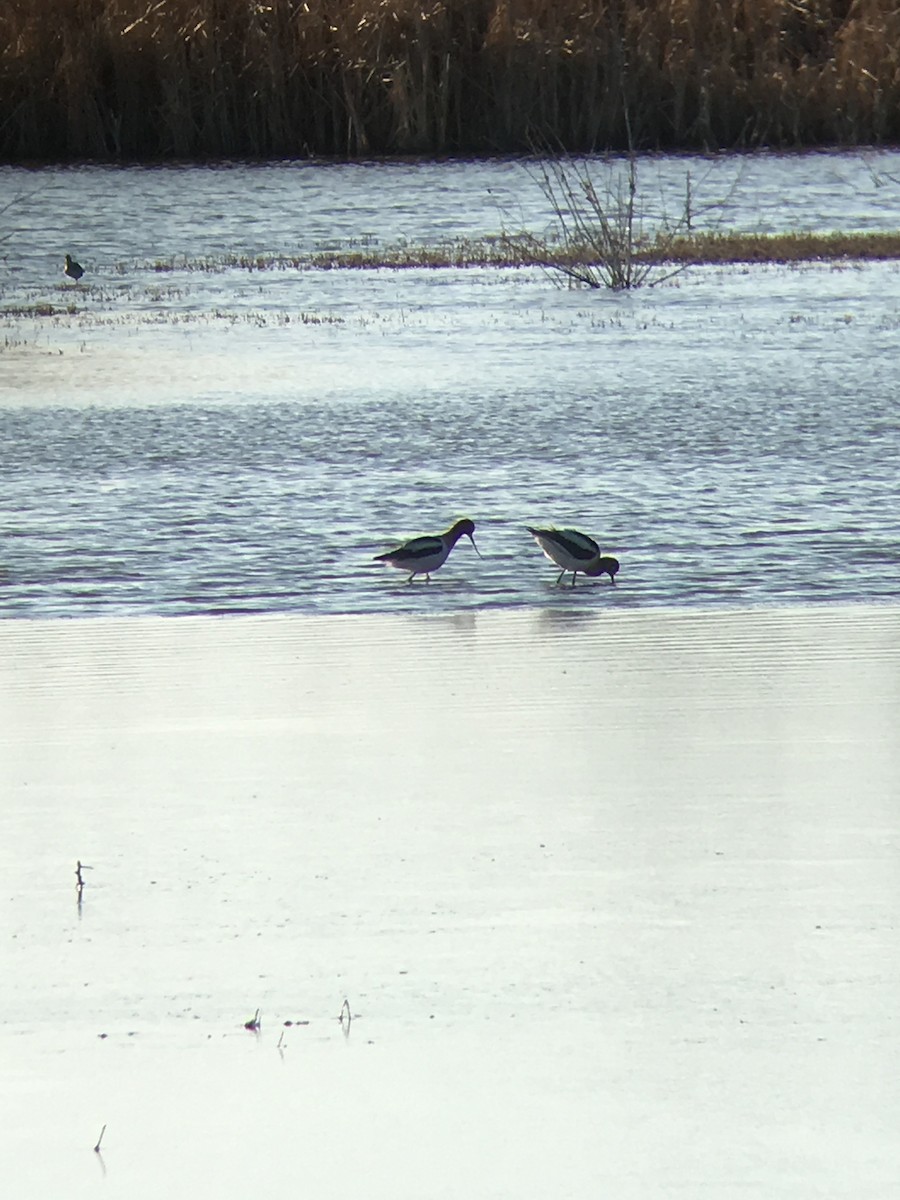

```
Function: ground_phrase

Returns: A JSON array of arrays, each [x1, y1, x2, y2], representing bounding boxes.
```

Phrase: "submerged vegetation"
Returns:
[[159, 230, 900, 275], [2, 228, 898, 349], [2, 0, 900, 161]]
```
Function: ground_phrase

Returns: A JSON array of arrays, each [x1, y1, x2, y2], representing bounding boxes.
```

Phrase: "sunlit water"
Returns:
[[1, 151, 899, 617], [2, 605, 900, 1199]]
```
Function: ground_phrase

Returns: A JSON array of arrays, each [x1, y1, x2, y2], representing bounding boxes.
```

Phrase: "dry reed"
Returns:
[[2, 0, 899, 161]]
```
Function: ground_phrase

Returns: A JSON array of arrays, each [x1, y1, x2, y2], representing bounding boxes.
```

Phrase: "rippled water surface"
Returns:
[[1, 151, 899, 617]]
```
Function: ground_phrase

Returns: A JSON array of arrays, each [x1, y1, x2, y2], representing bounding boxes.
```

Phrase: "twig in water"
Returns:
[[339, 998, 352, 1034], [244, 1008, 261, 1031], [76, 860, 93, 909], [93, 1124, 106, 1153]]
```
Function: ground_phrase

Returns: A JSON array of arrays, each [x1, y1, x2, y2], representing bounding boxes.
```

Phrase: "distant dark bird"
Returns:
[[374, 518, 482, 583], [527, 526, 619, 587], [64, 254, 84, 283]]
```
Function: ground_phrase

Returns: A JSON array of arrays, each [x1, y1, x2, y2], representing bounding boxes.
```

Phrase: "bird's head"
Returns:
[[449, 518, 482, 557], [587, 555, 619, 581]]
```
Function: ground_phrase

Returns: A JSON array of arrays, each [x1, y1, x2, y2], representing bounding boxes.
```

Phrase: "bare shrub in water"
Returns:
[[500, 154, 696, 291]]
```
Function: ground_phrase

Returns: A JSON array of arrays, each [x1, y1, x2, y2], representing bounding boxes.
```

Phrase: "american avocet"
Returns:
[[527, 526, 619, 586], [374, 518, 482, 582], [64, 254, 84, 283]]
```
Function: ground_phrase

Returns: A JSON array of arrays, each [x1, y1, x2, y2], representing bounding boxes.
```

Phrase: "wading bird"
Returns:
[[64, 254, 84, 283], [374, 518, 481, 582], [527, 526, 619, 586]]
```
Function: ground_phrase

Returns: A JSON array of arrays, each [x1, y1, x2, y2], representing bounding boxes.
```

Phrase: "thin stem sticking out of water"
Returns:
[[75, 860, 92, 907], [339, 998, 352, 1036], [93, 1124, 106, 1153]]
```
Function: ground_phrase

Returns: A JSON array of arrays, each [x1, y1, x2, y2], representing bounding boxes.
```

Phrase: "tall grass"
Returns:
[[2, 0, 899, 161]]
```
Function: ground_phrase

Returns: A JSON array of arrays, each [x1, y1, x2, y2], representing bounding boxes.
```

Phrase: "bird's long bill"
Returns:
[[468, 533, 483, 558]]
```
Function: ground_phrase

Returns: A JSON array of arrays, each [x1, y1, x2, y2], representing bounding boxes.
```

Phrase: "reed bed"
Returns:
[[2, 0, 899, 161], [658, 230, 900, 264]]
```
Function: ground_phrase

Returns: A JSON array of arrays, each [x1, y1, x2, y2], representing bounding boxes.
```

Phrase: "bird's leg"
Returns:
[[406, 573, 415, 584], [556, 569, 565, 585], [571, 572, 577, 587]]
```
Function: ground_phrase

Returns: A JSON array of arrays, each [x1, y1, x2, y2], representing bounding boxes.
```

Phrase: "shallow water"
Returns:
[[2, 606, 899, 1198], [3, 153, 900, 1199], [1, 151, 900, 617]]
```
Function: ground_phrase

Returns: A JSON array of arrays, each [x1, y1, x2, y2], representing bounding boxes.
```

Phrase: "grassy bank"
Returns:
[[137, 231, 900, 272], [2, 1, 900, 162]]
